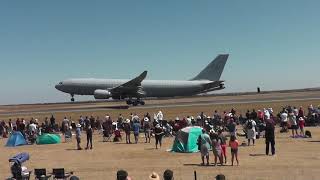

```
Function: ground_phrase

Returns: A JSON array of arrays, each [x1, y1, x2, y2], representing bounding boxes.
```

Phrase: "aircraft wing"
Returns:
[[109, 71, 147, 96]]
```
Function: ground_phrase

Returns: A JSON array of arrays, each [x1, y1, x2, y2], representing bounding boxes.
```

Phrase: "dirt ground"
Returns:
[[1, 93, 320, 180], [1, 126, 320, 180]]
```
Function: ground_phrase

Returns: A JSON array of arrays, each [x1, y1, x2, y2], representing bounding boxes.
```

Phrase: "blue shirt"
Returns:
[[133, 123, 141, 133], [76, 128, 81, 138]]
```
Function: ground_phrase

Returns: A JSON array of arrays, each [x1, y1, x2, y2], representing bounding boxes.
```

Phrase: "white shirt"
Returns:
[[246, 120, 257, 130], [157, 111, 164, 121], [29, 123, 37, 133], [281, 113, 288, 122]]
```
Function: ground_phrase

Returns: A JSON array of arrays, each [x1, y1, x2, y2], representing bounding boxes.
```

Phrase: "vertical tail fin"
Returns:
[[191, 54, 229, 81]]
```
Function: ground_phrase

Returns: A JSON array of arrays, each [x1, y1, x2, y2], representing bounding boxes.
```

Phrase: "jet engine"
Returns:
[[94, 89, 112, 99]]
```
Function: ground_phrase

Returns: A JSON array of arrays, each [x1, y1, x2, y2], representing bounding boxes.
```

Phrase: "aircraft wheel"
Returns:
[[140, 101, 145, 105], [126, 100, 133, 105], [71, 97, 75, 102], [133, 101, 138, 106]]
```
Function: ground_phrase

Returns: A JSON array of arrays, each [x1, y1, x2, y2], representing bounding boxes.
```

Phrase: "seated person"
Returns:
[[113, 128, 122, 142]]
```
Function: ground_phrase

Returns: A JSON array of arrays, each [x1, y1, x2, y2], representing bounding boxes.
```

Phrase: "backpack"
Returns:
[[247, 120, 253, 129], [305, 130, 312, 138]]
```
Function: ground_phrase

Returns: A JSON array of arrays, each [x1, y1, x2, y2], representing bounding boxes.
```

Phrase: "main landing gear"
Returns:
[[71, 94, 75, 102], [126, 99, 145, 106]]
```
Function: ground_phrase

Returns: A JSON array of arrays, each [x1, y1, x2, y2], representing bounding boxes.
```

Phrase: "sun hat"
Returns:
[[149, 172, 160, 180], [175, 117, 180, 121], [144, 117, 149, 122], [210, 129, 216, 134]]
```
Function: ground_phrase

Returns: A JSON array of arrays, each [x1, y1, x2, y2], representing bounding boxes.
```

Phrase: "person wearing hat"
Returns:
[[149, 172, 160, 180], [76, 124, 82, 150], [123, 119, 131, 144], [144, 117, 151, 143], [154, 124, 164, 149]]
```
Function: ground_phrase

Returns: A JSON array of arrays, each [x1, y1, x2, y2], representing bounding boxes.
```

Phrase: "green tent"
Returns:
[[36, 134, 61, 145], [171, 126, 203, 153]]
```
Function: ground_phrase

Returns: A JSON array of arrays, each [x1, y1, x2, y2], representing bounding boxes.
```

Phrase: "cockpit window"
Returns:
[[59, 82, 63, 85]]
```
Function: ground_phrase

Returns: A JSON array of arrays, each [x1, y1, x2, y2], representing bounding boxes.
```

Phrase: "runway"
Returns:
[[0, 90, 319, 116]]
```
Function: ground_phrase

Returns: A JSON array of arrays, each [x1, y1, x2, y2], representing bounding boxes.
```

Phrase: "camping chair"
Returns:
[[103, 130, 112, 142], [64, 130, 72, 143], [34, 168, 52, 180], [52, 168, 72, 180]]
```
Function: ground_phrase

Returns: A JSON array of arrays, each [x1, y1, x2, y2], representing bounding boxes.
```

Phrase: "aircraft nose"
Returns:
[[55, 83, 63, 91], [55, 84, 61, 90]]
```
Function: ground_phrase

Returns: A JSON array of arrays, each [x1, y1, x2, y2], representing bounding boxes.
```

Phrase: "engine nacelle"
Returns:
[[94, 89, 112, 99]]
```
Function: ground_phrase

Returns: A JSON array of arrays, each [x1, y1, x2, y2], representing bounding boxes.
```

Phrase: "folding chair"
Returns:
[[34, 168, 51, 180], [52, 168, 72, 180], [103, 130, 112, 142], [64, 131, 72, 143]]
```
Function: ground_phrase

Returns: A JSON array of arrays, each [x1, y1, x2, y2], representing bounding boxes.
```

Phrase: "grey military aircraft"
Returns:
[[55, 54, 229, 105]]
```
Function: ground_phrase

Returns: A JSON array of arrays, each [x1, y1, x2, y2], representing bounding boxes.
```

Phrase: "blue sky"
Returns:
[[0, 1, 319, 105]]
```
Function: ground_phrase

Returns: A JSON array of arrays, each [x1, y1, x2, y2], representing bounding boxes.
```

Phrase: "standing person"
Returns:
[[298, 106, 304, 118], [298, 117, 305, 136], [84, 116, 90, 130], [144, 117, 151, 143], [198, 129, 212, 166], [154, 124, 164, 149], [8, 119, 13, 134], [251, 109, 258, 120], [280, 111, 288, 132], [50, 115, 56, 130], [133, 120, 141, 144], [246, 118, 257, 146], [211, 131, 223, 166], [75, 124, 82, 150], [123, 119, 131, 144], [288, 113, 298, 137], [62, 117, 70, 134], [229, 135, 239, 166], [218, 130, 228, 164], [86, 125, 93, 150], [265, 118, 276, 156], [79, 116, 85, 130], [90, 116, 96, 131]]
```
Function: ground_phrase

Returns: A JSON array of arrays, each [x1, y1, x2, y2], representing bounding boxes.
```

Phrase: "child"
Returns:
[[229, 135, 239, 166]]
